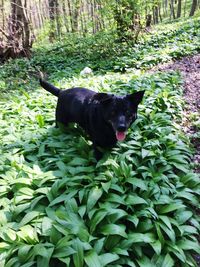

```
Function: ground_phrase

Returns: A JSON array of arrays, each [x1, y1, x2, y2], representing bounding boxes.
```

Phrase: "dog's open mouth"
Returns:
[[116, 131, 126, 141]]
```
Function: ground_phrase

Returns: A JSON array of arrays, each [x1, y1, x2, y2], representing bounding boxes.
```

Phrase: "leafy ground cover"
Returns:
[[0, 16, 200, 267], [0, 71, 200, 266], [149, 54, 200, 174], [0, 16, 199, 95]]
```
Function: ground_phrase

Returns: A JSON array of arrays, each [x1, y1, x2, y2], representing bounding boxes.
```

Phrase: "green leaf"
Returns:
[[161, 254, 174, 267], [128, 233, 156, 243], [126, 177, 147, 190], [87, 187, 103, 211], [36, 114, 45, 127], [175, 210, 193, 224], [126, 194, 147, 205], [18, 245, 33, 263], [177, 239, 200, 254], [41, 217, 53, 236], [100, 224, 127, 238], [99, 253, 119, 266], [72, 239, 84, 267], [90, 210, 107, 233], [159, 202, 185, 214], [85, 250, 101, 267], [150, 240, 161, 255], [18, 211, 40, 228]]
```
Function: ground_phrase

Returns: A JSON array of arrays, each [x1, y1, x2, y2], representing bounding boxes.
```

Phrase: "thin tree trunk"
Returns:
[[48, 0, 56, 41], [170, 0, 176, 19], [189, 0, 197, 16], [153, 6, 159, 24], [1, 0, 5, 30], [73, 0, 80, 32], [62, 0, 69, 32], [91, 0, 95, 33], [183, 0, 187, 16], [55, 0, 61, 38], [158, 4, 162, 22], [67, 0, 73, 32], [177, 0, 182, 18], [165, 0, 168, 16]]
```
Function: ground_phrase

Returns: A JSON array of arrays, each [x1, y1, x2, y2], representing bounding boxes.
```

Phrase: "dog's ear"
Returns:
[[93, 93, 113, 104], [127, 90, 145, 105]]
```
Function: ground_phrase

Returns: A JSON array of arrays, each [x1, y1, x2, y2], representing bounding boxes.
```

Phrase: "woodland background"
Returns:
[[0, 1, 200, 267], [0, 0, 199, 61]]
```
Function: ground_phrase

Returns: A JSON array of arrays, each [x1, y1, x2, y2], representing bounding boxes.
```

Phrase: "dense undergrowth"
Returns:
[[0, 16, 200, 94], [0, 17, 200, 267]]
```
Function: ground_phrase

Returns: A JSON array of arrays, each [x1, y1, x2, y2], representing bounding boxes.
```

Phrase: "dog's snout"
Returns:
[[117, 124, 126, 132], [116, 115, 127, 132]]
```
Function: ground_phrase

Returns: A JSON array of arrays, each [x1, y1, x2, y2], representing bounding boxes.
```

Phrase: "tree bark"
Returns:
[[177, 0, 182, 18], [170, 0, 176, 19], [1, 0, 5, 30], [48, 0, 56, 41], [189, 0, 197, 16], [55, 0, 61, 38], [67, 0, 73, 32], [62, 0, 69, 32]]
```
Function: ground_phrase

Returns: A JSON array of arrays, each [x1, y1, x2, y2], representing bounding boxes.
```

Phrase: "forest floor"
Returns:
[[150, 54, 200, 174], [150, 54, 200, 266]]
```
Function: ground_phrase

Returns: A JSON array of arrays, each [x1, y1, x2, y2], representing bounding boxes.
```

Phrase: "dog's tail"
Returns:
[[40, 79, 60, 97]]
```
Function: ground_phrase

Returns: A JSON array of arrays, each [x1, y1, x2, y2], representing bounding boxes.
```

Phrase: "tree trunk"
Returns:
[[48, 0, 56, 41], [67, 0, 73, 32], [0, 0, 33, 61], [153, 6, 159, 24], [177, 0, 182, 18], [1, 0, 5, 30], [62, 0, 69, 32], [91, 0, 95, 33], [158, 4, 162, 22], [73, 0, 80, 32], [146, 14, 152, 27], [170, 0, 176, 19], [55, 0, 61, 38], [189, 0, 197, 16]]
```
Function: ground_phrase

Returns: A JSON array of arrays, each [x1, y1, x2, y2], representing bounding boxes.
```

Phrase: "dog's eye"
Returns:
[[126, 112, 133, 117]]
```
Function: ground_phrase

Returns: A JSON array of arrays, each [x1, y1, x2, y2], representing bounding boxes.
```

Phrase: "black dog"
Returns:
[[40, 79, 144, 160]]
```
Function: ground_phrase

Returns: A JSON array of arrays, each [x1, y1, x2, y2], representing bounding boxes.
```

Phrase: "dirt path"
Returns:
[[150, 54, 200, 174]]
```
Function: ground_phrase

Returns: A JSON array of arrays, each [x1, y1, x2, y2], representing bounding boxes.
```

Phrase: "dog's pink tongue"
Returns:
[[116, 131, 126, 141]]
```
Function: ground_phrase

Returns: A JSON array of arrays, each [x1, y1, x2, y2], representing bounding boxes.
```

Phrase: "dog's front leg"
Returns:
[[93, 143, 103, 161]]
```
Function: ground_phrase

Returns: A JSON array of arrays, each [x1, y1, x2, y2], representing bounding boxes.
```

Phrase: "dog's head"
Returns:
[[93, 91, 145, 141]]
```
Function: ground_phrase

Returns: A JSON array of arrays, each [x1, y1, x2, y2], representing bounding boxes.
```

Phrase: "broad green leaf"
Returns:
[[159, 202, 185, 214], [150, 240, 161, 255], [100, 224, 127, 238], [84, 250, 101, 267], [99, 253, 119, 266], [126, 177, 147, 190], [18, 245, 33, 263], [18, 211, 40, 228], [126, 195, 147, 205], [90, 210, 107, 233], [41, 217, 53, 236], [128, 233, 156, 243], [177, 239, 200, 254], [87, 187, 103, 211], [72, 239, 84, 267], [161, 254, 174, 267]]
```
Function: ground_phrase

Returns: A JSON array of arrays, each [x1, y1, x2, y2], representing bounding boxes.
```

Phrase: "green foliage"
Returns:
[[0, 17, 199, 96], [0, 71, 199, 266]]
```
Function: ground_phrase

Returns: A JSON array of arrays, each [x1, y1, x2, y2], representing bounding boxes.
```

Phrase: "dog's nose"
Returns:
[[117, 125, 126, 132]]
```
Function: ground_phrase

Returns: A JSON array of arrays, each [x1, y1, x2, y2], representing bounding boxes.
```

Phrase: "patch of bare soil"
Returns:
[[149, 54, 200, 266]]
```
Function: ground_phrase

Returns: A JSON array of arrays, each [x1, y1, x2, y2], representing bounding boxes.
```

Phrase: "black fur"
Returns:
[[40, 79, 144, 160]]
